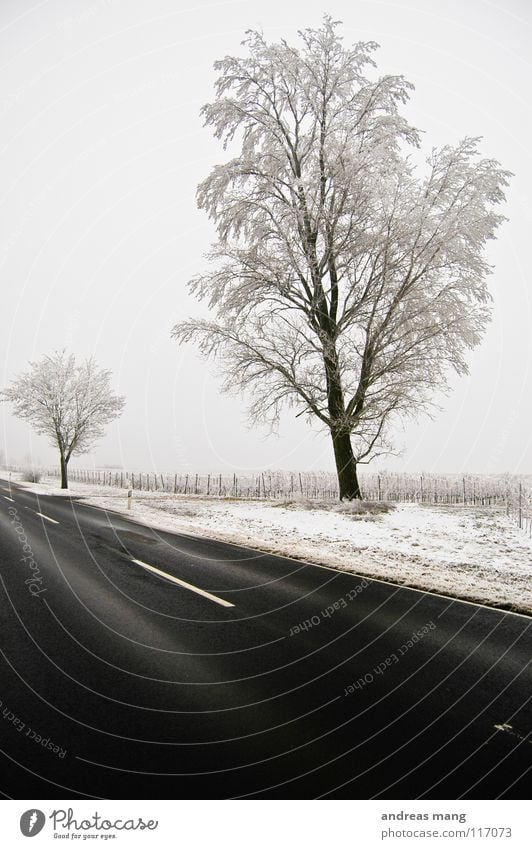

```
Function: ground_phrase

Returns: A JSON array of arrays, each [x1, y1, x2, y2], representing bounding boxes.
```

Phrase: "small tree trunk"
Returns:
[[60, 453, 68, 489], [331, 430, 361, 500]]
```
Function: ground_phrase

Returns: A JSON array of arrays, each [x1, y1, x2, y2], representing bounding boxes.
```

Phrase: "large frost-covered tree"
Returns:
[[1, 351, 125, 488], [173, 17, 510, 499]]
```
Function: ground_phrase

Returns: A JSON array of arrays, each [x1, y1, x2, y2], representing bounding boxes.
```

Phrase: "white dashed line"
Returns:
[[35, 511, 60, 524], [2, 496, 14, 502], [130, 557, 234, 607]]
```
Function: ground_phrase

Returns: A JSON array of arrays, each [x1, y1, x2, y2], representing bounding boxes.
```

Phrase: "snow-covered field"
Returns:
[[5, 473, 531, 615]]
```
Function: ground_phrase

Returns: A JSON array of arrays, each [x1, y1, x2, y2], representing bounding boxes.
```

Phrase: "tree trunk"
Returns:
[[322, 348, 362, 500], [60, 453, 68, 489], [331, 429, 362, 500], [319, 328, 363, 499]]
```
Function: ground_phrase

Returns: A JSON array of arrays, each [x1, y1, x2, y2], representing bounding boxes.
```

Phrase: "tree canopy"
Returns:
[[173, 17, 510, 498], [1, 350, 125, 488]]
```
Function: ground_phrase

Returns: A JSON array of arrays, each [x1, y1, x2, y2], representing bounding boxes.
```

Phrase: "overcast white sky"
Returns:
[[1, 0, 531, 476]]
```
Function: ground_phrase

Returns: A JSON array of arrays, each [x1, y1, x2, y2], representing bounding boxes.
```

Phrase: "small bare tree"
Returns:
[[173, 17, 510, 499], [1, 351, 125, 488]]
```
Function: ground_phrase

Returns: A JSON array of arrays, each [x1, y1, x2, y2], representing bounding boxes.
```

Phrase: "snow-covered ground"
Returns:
[[4, 474, 532, 614]]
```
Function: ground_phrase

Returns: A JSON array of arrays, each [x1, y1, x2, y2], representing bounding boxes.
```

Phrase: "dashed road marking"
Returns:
[[130, 557, 234, 608], [494, 723, 531, 744], [35, 511, 60, 525]]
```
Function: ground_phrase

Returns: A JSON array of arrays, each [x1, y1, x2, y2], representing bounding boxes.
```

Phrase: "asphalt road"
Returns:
[[0, 479, 530, 799]]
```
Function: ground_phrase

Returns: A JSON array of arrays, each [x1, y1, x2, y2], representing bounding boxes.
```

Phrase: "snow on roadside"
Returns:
[[4, 474, 531, 614]]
